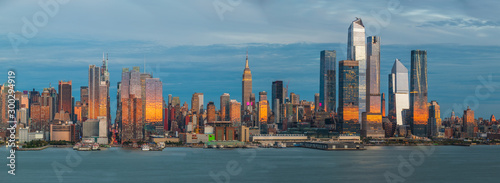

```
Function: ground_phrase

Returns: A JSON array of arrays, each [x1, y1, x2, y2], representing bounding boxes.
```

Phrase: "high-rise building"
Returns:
[[41, 88, 54, 121], [191, 93, 204, 115], [410, 50, 429, 137], [220, 93, 230, 121], [207, 102, 216, 123], [290, 92, 299, 105], [120, 67, 144, 142], [338, 60, 359, 135], [259, 100, 268, 123], [259, 91, 267, 102], [98, 81, 108, 118], [58, 81, 72, 115], [272, 81, 284, 114], [347, 17, 366, 124], [319, 50, 336, 112], [428, 101, 441, 137], [388, 59, 410, 126], [381, 93, 386, 117], [314, 93, 320, 111], [140, 73, 152, 125], [229, 99, 241, 124], [74, 101, 82, 122], [145, 78, 163, 124], [463, 106, 474, 137], [88, 65, 101, 119], [242, 51, 253, 111], [80, 86, 89, 121], [363, 36, 384, 138]]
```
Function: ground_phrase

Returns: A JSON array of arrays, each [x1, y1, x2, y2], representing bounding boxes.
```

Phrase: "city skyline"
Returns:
[[1, 1, 500, 120]]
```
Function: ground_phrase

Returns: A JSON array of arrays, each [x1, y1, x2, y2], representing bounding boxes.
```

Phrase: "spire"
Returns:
[[245, 49, 249, 68]]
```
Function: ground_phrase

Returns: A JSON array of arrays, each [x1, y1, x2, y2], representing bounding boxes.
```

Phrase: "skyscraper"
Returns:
[[41, 88, 54, 121], [220, 93, 230, 121], [272, 80, 284, 115], [88, 65, 101, 119], [191, 93, 204, 115], [229, 99, 241, 124], [338, 60, 359, 135], [319, 50, 336, 112], [410, 50, 429, 137], [463, 106, 474, 137], [242, 51, 252, 111], [141, 73, 152, 125], [314, 93, 319, 111], [347, 17, 366, 124], [429, 101, 441, 137], [80, 86, 89, 121], [120, 67, 144, 142], [207, 102, 216, 123], [58, 80, 72, 115], [388, 59, 410, 126], [145, 78, 163, 124], [363, 36, 384, 138]]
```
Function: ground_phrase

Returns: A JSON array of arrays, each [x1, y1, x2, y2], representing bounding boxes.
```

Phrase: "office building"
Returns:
[[347, 17, 366, 124], [242, 51, 253, 111], [410, 50, 429, 137], [338, 60, 359, 135], [319, 50, 336, 112]]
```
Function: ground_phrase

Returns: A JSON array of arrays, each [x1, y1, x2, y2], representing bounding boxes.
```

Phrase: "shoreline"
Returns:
[[10, 143, 500, 151]]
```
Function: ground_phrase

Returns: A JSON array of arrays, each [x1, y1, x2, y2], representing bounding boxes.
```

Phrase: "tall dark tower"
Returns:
[[319, 50, 336, 113], [410, 50, 428, 137], [242, 50, 252, 111], [58, 80, 72, 114]]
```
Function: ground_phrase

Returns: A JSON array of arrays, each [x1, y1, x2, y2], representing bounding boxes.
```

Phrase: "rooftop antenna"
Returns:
[[144, 55, 146, 73]]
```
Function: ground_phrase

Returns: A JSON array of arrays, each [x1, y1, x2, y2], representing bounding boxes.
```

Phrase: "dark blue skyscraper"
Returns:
[[319, 50, 336, 113], [410, 50, 428, 137]]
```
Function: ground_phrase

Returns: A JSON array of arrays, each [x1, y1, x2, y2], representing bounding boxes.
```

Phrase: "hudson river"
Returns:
[[2, 146, 499, 182]]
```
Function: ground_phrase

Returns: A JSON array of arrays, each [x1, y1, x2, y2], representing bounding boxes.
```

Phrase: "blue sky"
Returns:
[[1, 0, 499, 120]]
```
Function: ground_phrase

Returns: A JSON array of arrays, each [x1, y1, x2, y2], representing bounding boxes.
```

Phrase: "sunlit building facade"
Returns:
[[229, 99, 241, 124], [410, 50, 429, 137], [58, 80, 72, 115], [145, 78, 163, 124], [191, 93, 204, 115], [389, 59, 410, 126], [363, 36, 384, 138], [463, 106, 474, 137], [338, 60, 359, 135], [88, 65, 101, 119], [429, 101, 441, 137], [207, 102, 216, 123], [259, 100, 268, 123], [347, 17, 366, 124], [120, 67, 144, 142], [242, 52, 253, 111], [319, 50, 336, 112]]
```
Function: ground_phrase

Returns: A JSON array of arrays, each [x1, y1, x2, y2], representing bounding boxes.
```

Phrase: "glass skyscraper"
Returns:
[[338, 60, 359, 135], [410, 50, 428, 137], [389, 59, 410, 126], [272, 80, 284, 115], [145, 78, 163, 124], [88, 65, 100, 119], [363, 36, 384, 138], [319, 50, 336, 113], [347, 17, 366, 125]]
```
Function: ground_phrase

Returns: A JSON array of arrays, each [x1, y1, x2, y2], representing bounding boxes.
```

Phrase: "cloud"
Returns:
[[419, 18, 500, 28]]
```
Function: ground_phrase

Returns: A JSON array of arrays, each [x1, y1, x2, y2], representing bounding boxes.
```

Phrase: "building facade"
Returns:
[[319, 50, 336, 113], [410, 50, 429, 137]]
